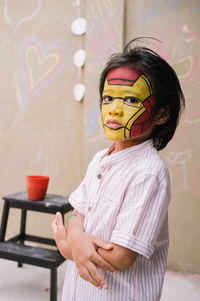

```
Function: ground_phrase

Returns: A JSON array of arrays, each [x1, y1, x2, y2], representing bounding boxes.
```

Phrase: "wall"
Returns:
[[0, 0, 199, 274], [0, 0, 84, 239]]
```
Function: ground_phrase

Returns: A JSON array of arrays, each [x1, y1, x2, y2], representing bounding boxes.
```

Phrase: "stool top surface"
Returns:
[[2, 191, 72, 213]]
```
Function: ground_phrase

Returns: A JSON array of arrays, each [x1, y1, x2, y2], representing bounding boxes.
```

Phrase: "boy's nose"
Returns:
[[109, 100, 123, 117]]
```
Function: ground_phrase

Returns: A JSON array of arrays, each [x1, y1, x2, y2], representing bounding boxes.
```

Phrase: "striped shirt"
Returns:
[[62, 139, 170, 301]]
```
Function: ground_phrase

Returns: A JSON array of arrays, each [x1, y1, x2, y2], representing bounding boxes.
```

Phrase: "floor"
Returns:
[[0, 259, 200, 300]]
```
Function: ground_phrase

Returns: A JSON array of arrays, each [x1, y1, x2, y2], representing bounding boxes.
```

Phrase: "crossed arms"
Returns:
[[52, 209, 138, 289]]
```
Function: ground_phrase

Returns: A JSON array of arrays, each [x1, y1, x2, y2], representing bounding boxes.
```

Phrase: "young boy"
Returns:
[[52, 38, 185, 301]]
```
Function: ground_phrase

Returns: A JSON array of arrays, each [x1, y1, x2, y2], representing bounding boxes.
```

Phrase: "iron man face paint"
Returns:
[[101, 66, 155, 141]]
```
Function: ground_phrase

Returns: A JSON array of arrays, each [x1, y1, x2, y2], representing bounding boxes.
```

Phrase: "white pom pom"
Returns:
[[73, 49, 86, 67], [73, 83, 86, 102], [71, 18, 87, 35]]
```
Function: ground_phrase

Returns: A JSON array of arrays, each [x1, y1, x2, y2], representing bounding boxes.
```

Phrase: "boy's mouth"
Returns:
[[105, 120, 123, 129]]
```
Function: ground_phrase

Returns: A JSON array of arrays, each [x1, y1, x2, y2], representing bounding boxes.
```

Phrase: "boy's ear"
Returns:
[[153, 106, 170, 125]]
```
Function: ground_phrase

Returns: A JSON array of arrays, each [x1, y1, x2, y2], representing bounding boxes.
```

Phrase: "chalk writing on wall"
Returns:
[[137, 0, 200, 24], [4, 0, 42, 28], [19, 36, 70, 107]]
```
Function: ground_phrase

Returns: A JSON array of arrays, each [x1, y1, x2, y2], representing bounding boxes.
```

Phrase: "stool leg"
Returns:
[[50, 267, 57, 301], [18, 209, 27, 267], [20, 209, 27, 237], [0, 201, 9, 241]]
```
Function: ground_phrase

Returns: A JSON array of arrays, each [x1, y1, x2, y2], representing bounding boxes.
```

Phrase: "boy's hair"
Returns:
[[99, 38, 185, 151]]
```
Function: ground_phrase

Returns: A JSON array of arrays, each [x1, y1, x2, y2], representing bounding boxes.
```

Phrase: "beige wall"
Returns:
[[0, 0, 199, 274], [0, 0, 84, 238]]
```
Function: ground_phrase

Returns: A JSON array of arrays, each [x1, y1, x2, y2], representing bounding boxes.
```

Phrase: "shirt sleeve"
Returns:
[[110, 172, 170, 259], [69, 180, 87, 216], [69, 162, 92, 216], [69, 150, 103, 216]]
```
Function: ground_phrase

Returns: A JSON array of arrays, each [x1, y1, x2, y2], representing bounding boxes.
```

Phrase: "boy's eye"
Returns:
[[102, 96, 113, 103], [124, 97, 141, 106]]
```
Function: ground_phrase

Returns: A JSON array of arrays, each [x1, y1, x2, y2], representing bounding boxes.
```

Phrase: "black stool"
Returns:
[[0, 191, 73, 301]]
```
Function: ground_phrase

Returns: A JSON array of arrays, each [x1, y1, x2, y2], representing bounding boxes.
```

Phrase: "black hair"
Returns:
[[99, 37, 185, 151]]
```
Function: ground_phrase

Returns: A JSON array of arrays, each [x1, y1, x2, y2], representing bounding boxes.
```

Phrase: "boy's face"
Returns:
[[101, 66, 156, 141]]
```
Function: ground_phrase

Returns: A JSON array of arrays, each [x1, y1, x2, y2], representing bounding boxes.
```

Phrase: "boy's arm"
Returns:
[[53, 210, 117, 289], [97, 244, 138, 270], [53, 211, 138, 271], [67, 210, 117, 288], [67, 210, 138, 270]]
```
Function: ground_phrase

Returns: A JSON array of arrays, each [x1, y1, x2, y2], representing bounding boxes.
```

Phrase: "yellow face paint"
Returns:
[[101, 66, 155, 141]]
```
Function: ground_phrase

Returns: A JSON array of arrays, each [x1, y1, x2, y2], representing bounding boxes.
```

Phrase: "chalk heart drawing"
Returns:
[[4, 0, 41, 28], [20, 37, 69, 107]]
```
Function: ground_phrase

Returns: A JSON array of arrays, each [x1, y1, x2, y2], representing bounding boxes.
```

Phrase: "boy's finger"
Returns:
[[78, 267, 101, 288], [93, 253, 116, 274], [87, 262, 108, 289], [92, 236, 113, 250], [56, 212, 63, 224]]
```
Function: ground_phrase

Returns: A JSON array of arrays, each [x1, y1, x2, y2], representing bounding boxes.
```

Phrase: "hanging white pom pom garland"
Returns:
[[71, 0, 86, 102]]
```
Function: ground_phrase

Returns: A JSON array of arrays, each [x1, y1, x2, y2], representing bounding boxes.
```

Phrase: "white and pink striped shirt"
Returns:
[[62, 140, 170, 301]]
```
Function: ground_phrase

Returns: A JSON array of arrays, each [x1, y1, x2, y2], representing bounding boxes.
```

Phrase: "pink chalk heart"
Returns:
[[19, 36, 70, 107], [4, 0, 41, 28], [90, 30, 118, 63]]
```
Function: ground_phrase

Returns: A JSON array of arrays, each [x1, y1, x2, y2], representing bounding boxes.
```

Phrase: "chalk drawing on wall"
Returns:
[[149, 24, 200, 197], [166, 148, 200, 197], [19, 36, 70, 107], [85, 0, 124, 135], [152, 24, 200, 124], [166, 149, 191, 192], [86, 0, 123, 75], [4, 0, 42, 29], [163, 122, 197, 196], [137, 0, 200, 25]]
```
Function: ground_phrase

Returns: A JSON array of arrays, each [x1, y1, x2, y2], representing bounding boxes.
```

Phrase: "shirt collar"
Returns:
[[100, 139, 154, 165]]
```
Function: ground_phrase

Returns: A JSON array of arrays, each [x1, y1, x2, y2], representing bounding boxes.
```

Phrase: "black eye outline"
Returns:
[[102, 95, 142, 107], [123, 96, 142, 107], [102, 95, 113, 103]]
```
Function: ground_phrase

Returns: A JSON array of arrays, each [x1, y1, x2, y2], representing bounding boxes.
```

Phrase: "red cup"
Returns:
[[26, 175, 49, 201]]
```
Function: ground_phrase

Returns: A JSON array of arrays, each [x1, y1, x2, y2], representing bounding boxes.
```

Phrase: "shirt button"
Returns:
[[88, 206, 92, 211], [97, 174, 102, 179]]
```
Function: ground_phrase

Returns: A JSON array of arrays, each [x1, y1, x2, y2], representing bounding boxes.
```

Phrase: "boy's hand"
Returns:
[[68, 230, 116, 289], [52, 212, 72, 259]]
